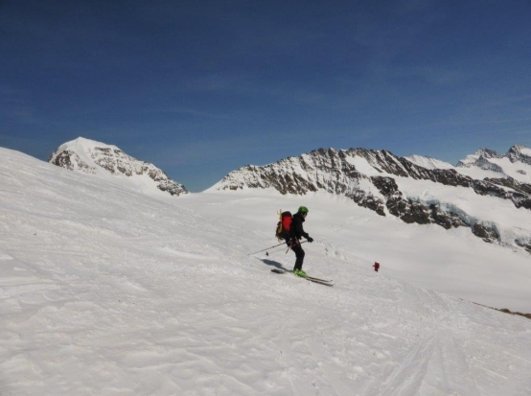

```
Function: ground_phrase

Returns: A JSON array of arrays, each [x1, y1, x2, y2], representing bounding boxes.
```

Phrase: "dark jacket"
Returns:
[[290, 212, 310, 241]]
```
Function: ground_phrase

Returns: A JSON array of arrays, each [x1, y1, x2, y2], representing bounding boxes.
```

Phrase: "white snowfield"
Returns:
[[1, 147, 531, 396], [404, 155, 455, 170]]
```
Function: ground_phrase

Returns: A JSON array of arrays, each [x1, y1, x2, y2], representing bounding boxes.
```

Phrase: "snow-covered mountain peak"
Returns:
[[49, 137, 188, 196], [457, 148, 501, 166], [456, 145, 531, 183], [507, 144, 531, 164], [65, 136, 119, 150], [50, 137, 121, 173]]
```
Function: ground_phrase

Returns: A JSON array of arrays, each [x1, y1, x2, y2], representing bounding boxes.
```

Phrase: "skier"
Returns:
[[288, 206, 314, 277]]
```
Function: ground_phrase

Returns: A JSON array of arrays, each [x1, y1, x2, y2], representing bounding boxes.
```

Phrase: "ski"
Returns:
[[270, 268, 334, 286], [305, 277, 334, 287]]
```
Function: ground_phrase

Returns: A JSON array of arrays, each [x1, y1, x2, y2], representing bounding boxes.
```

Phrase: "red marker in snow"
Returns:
[[373, 262, 380, 272]]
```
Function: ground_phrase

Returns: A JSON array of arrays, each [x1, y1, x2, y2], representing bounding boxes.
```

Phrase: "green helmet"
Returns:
[[298, 206, 309, 215]]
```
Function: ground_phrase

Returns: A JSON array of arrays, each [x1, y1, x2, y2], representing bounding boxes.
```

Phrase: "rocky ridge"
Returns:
[[213, 146, 531, 253]]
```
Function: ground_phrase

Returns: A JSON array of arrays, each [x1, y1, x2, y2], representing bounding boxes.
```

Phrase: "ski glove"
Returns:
[[307, 237, 314, 243]]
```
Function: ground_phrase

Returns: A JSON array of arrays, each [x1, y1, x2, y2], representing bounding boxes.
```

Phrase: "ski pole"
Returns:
[[247, 242, 286, 256], [284, 239, 307, 254]]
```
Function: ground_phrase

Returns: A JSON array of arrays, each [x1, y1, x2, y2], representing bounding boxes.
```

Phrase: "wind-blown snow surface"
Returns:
[[1, 147, 531, 396]]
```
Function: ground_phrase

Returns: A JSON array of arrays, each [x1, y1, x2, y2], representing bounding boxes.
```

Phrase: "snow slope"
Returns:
[[394, 176, 531, 250], [1, 147, 531, 395], [405, 155, 455, 170]]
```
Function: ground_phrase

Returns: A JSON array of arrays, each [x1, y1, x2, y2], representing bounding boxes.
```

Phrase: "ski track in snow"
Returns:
[[1, 148, 531, 395]]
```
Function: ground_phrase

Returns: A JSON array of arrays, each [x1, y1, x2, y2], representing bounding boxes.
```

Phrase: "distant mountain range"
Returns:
[[47, 137, 530, 253], [49, 137, 188, 196], [211, 145, 531, 253]]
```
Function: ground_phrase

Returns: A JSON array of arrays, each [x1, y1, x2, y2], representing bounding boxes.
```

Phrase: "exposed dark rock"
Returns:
[[49, 150, 74, 169], [346, 191, 386, 216], [371, 176, 399, 196], [507, 145, 531, 165], [486, 177, 531, 195], [429, 204, 467, 229], [50, 150, 93, 173], [475, 157, 504, 172], [515, 239, 531, 254], [400, 200, 431, 224], [474, 178, 531, 208], [430, 169, 472, 187], [472, 180, 509, 199], [472, 223, 500, 243]]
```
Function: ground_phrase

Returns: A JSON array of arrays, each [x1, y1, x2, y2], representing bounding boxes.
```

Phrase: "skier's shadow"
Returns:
[[258, 258, 289, 272]]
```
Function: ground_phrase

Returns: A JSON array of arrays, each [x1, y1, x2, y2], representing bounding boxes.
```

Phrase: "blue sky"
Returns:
[[1, 0, 531, 191]]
